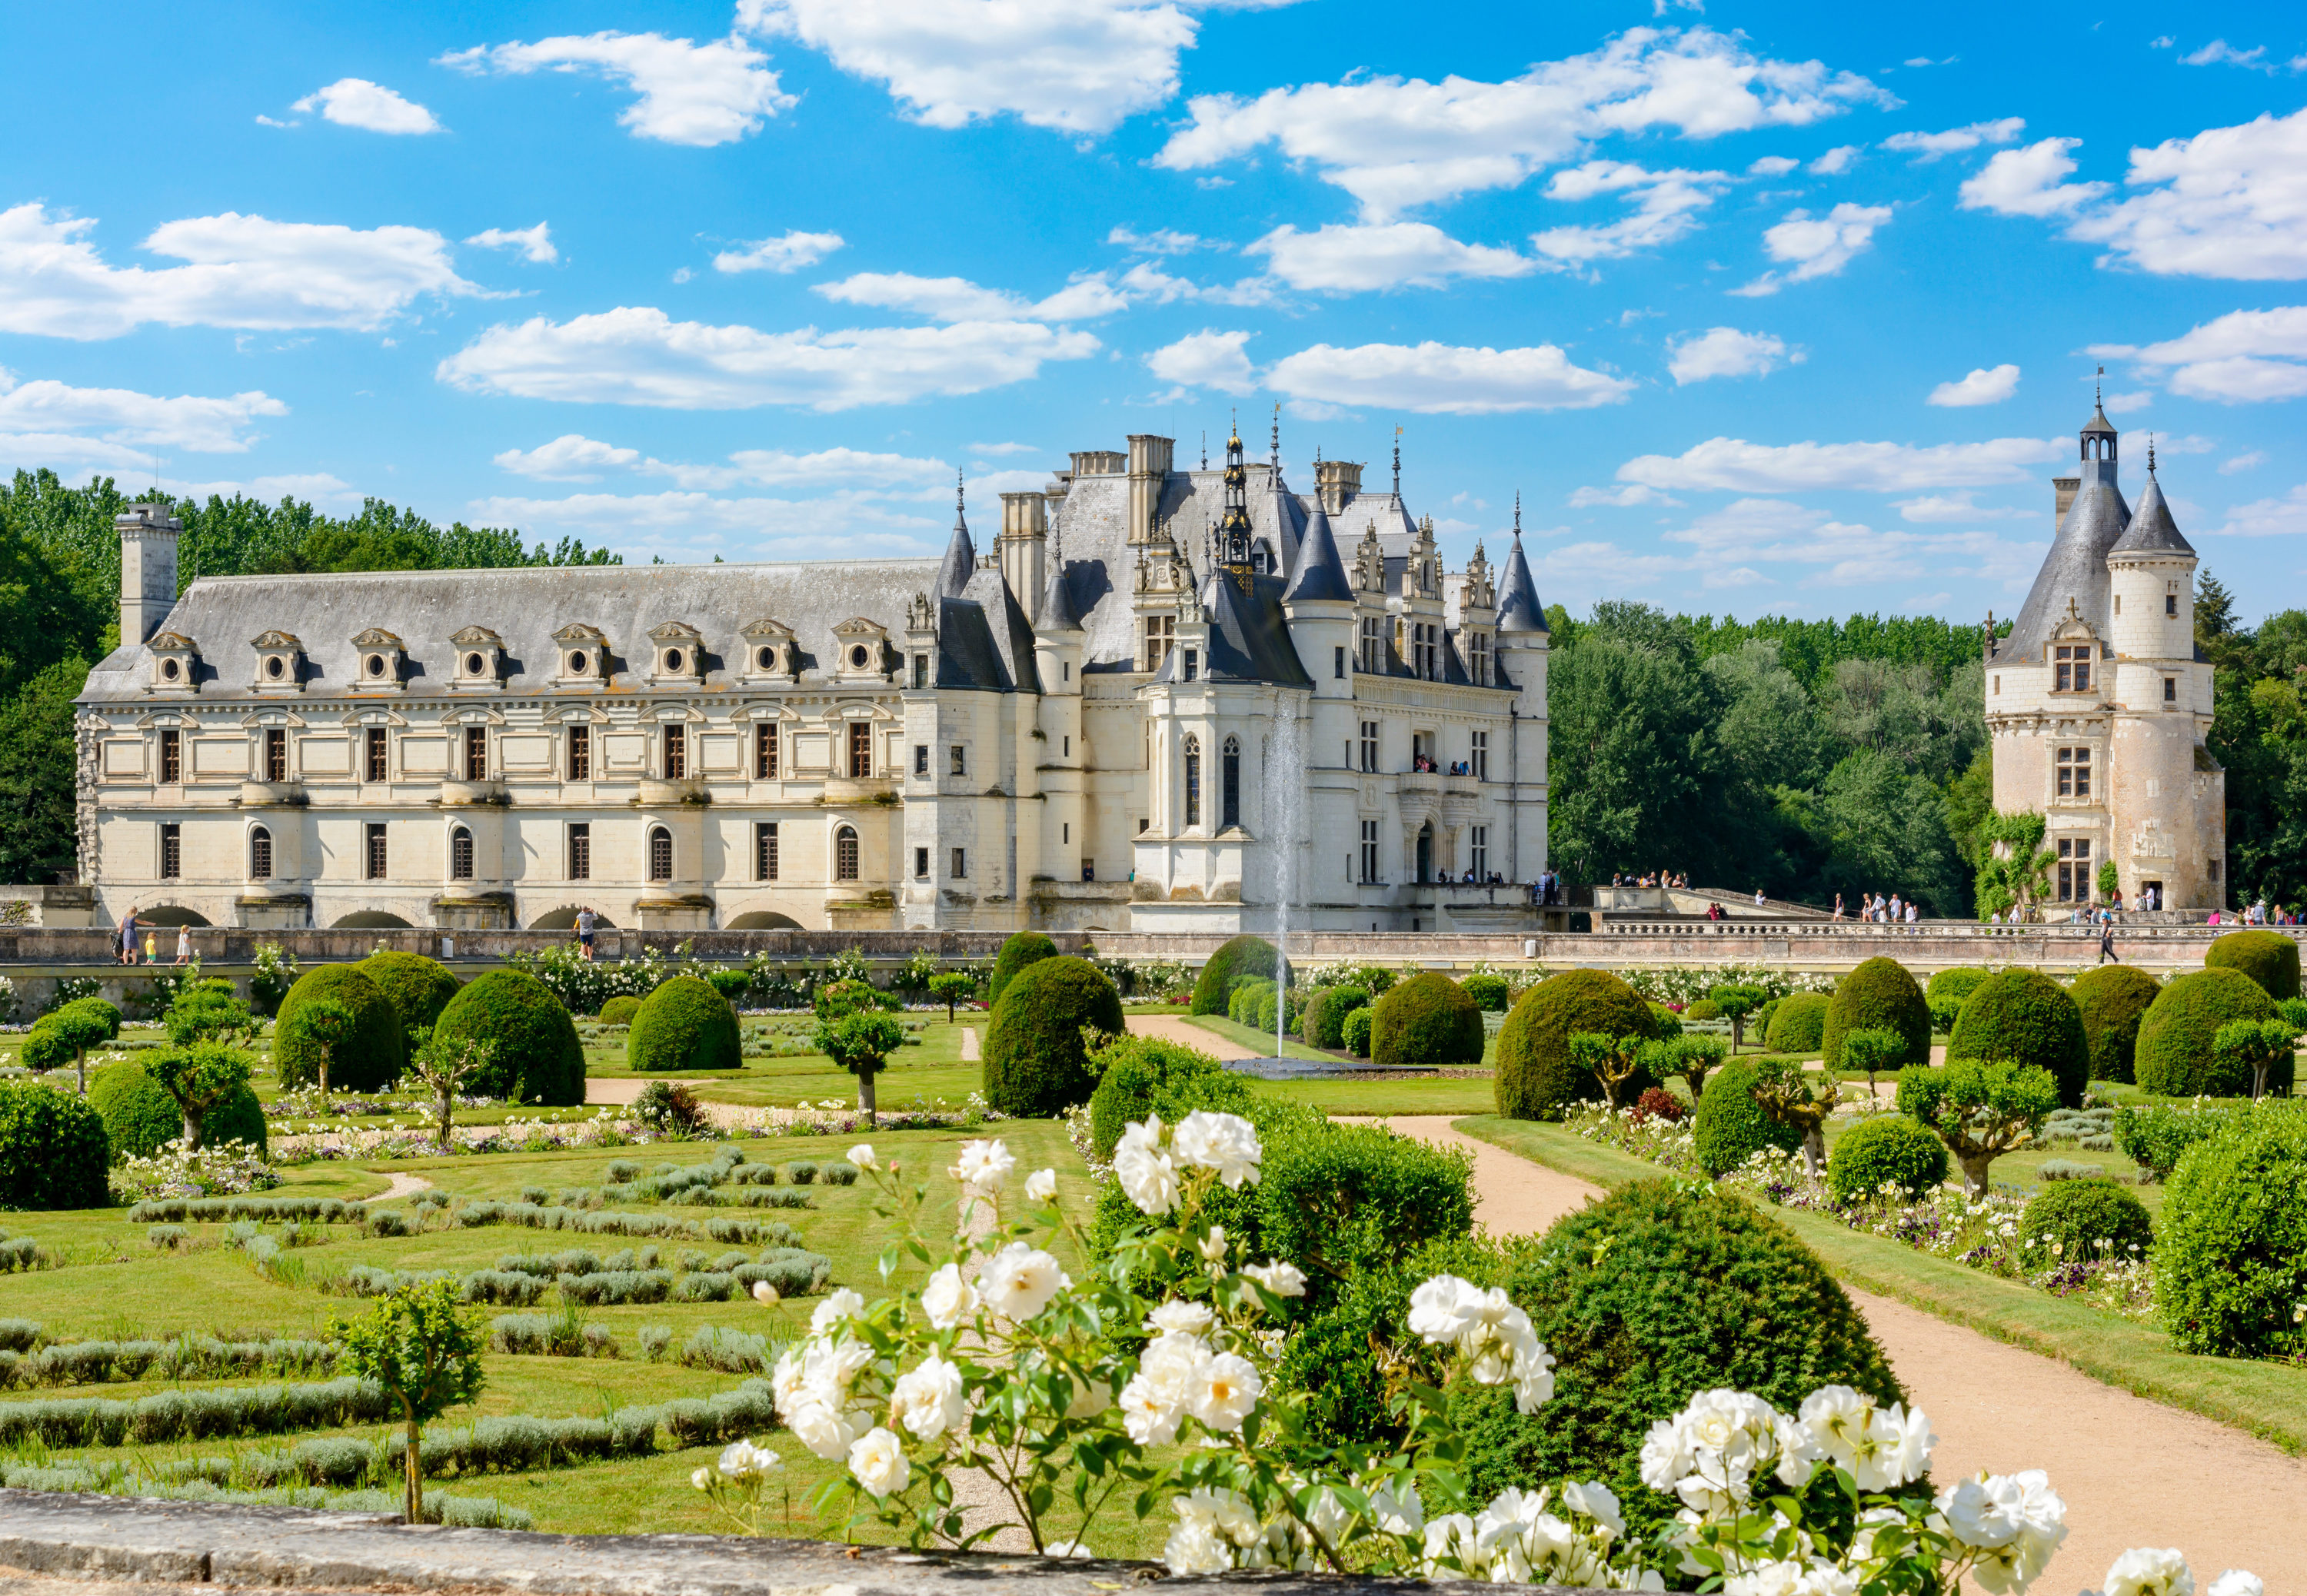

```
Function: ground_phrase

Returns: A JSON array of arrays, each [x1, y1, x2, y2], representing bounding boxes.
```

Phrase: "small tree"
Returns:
[[1709, 983, 1768, 1051], [1896, 1057, 2059, 1196], [146, 1040, 255, 1150], [331, 1280, 487, 1525], [814, 1010, 907, 1126], [2213, 1016, 2300, 1101], [47, 999, 121, 1096], [296, 997, 358, 1096], [404, 1028, 498, 1152], [1666, 1033, 1725, 1101], [1839, 1027, 1904, 1102], [2096, 860, 2121, 903], [164, 979, 256, 1048], [928, 971, 975, 1023], [1568, 1031, 1645, 1109], [1748, 1054, 1840, 1175]]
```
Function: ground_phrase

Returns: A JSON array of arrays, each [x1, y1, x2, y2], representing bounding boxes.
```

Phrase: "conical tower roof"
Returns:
[[936, 470, 975, 599], [2110, 451, 2195, 557], [1495, 507, 1546, 633], [1282, 500, 1352, 603], [1037, 556, 1084, 631]]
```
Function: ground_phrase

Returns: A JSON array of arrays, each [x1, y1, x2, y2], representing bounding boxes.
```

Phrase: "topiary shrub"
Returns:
[[0, 1080, 110, 1209], [1257, 1125, 1474, 1315], [437, 971, 587, 1105], [1683, 999, 1721, 1022], [1823, 958, 1931, 1072], [1493, 969, 1657, 1120], [1302, 986, 1368, 1049], [982, 956, 1123, 1116], [1763, 993, 1829, 1056], [1691, 1059, 1802, 1176], [1370, 973, 1485, 1066], [2158, 1104, 2307, 1356], [2018, 1179, 2153, 1267], [1925, 966, 1992, 1007], [1946, 969, 2090, 1109], [2070, 965, 2160, 1084], [2204, 929, 2302, 1002], [357, 952, 461, 1037], [1648, 1004, 1684, 1042], [1463, 973, 1511, 1012], [628, 977, 742, 1074], [1341, 1007, 1373, 1058], [987, 932, 1057, 1009], [1087, 1034, 1251, 1162], [2136, 968, 2282, 1098], [275, 965, 405, 1092], [1825, 1115, 1947, 1203], [91, 1061, 266, 1160], [1227, 978, 1274, 1027], [1188, 936, 1279, 1016], [598, 996, 641, 1028]]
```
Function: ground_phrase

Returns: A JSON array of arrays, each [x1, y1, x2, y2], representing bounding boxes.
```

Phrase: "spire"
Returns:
[[2149, 433, 2158, 476], [1216, 414, 1254, 573], [954, 467, 967, 532], [1270, 403, 1280, 473], [936, 467, 976, 598], [1038, 553, 1084, 632], [1283, 494, 1352, 604], [2110, 458, 2195, 557], [1392, 425, 1401, 497], [1496, 501, 1546, 633]]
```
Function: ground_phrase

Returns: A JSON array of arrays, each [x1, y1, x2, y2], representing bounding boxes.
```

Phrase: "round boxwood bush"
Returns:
[[1451, 1181, 1903, 1534], [1463, 973, 1511, 1012], [1823, 958, 1931, 1072], [2136, 968, 2281, 1098], [1227, 978, 1274, 1026], [19, 1021, 70, 1075], [983, 956, 1124, 1116], [436, 969, 586, 1105], [628, 976, 742, 1074], [1341, 1006, 1373, 1058], [1649, 1004, 1684, 1042], [1925, 966, 1992, 1007], [1494, 969, 1659, 1120], [1188, 936, 1279, 1016], [2205, 929, 2302, 1002], [1825, 1115, 1947, 1203], [274, 964, 405, 1092], [1946, 969, 2090, 1109], [0, 1079, 110, 1209], [1302, 986, 1368, 1049], [1087, 1036, 1253, 1161], [2070, 965, 2161, 1084], [2158, 1106, 2307, 1355], [356, 951, 461, 1036], [1683, 999, 1722, 1022], [1692, 1059, 1802, 1176], [1371, 973, 1486, 1066], [599, 996, 642, 1028], [2018, 1179, 2154, 1267], [91, 1060, 267, 1160], [1763, 993, 1830, 1056], [987, 932, 1057, 1009]]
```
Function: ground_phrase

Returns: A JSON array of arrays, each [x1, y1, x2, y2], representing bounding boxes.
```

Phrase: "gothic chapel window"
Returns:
[[1222, 736, 1240, 830], [1183, 735, 1201, 828]]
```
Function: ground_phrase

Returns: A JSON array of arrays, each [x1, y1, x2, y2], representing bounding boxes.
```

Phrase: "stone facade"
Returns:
[[75, 427, 1550, 936]]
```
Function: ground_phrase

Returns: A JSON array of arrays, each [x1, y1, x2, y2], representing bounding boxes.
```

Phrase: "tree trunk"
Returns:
[[438, 1092, 454, 1154], [1959, 1152, 1995, 1198], [1799, 1127, 1826, 1177], [858, 1067, 878, 1129], [183, 1110, 203, 1152], [75, 1050, 86, 1097], [318, 1052, 331, 1097], [404, 1417, 422, 1524]]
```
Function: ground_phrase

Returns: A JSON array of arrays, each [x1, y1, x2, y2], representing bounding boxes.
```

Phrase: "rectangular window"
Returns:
[[914, 743, 929, 776], [1360, 819, 1380, 884], [2166, 593, 2179, 617], [159, 822, 181, 879], [158, 729, 181, 784], [1470, 730, 1489, 781], [1334, 645, 1347, 680], [650, 828, 673, 882], [1143, 614, 1175, 673], [2163, 677, 2177, 703], [1470, 633, 1490, 687], [1063, 736, 1070, 757], [464, 727, 488, 781], [365, 822, 388, 880], [1360, 613, 1382, 673], [2053, 644, 2092, 693], [847, 721, 871, 778], [2056, 837, 2091, 903], [450, 828, 474, 880], [568, 823, 590, 880], [1470, 825, 1488, 881], [951, 846, 967, 879], [1062, 822, 1070, 844], [914, 846, 930, 879], [2209, 859, 2222, 883], [755, 723, 779, 779], [950, 745, 967, 776], [366, 727, 388, 783], [912, 653, 928, 689], [1182, 648, 1198, 682], [568, 725, 591, 780], [265, 729, 288, 783], [1360, 720, 1379, 773], [2056, 746, 2092, 799], [756, 822, 779, 882], [663, 726, 686, 779], [249, 829, 271, 881]]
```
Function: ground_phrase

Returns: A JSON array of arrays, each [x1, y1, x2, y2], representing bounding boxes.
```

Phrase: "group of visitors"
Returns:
[[114, 909, 191, 966], [1609, 869, 1689, 889], [1532, 870, 1564, 906], [1832, 893, 1919, 923]]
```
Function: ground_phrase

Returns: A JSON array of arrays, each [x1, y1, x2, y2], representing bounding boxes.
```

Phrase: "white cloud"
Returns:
[[1532, 161, 1729, 264], [713, 230, 844, 274], [1266, 340, 1633, 414], [1618, 434, 2062, 492], [2102, 390, 2153, 413], [491, 434, 643, 481], [1154, 26, 1887, 218], [1145, 329, 1255, 394], [1666, 326, 1795, 384], [2206, 482, 2307, 537], [466, 223, 557, 264], [1808, 145, 1860, 175], [1927, 363, 2020, 406], [1881, 117, 2024, 159], [1244, 222, 1532, 291], [2220, 451, 2266, 474], [0, 203, 484, 340], [970, 441, 1040, 457], [440, 31, 792, 147], [814, 270, 1131, 321], [465, 488, 945, 562], [290, 78, 443, 135], [2153, 434, 2218, 454], [437, 307, 1099, 411], [1958, 136, 2107, 218], [1894, 490, 2018, 521], [0, 370, 289, 475], [736, 0, 1205, 136], [2179, 39, 2269, 69], [494, 433, 954, 491], [1655, 495, 2048, 591], [1746, 155, 1799, 176], [2066, 109, 2307, 279], [1731, 201, 1890, 294], [2091, 305, 2307, 402], [1107, 224, 1220, 254], [1567, 483, 1680, 507]]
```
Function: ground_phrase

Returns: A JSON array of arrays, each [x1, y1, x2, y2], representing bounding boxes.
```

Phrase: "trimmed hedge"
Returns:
[[0, 1082, 109, 1210], [1188, 936, 1279, 1016], [1341, 1007, 1373, 1058], [2018, 1179, 2153, 1265], [1370, 973, 1486, 1066], [628, 977, 741, 1074], [2136, 968, 2282, 1098], [0, 1376, 394, 1448], [982, 956, 1123, 1116], [434, 970, 584, 1106], [90, 1061, 266, 1160], [1823, 958, 1931, 1071], [2070, 965, 2161, 1085], [1087, 1033, 1252, 1161], [598, 996, 642, 1028], [987, 932, 1058, 1009], [1463, 973, 1512, 1012], [275, 965, 404, 1092], [1649, 1005, 1685, 1042], [1257, 1124, 1473, 1314], [1302, 986, 1368, 1049], [1946, 969, 2091, 1109], [2158, 1104, 2307, 1355], [1924, 966, 1992, 1006], [355, 952, 461, 1036], [1825, 1115, 1947, 1203], [2204, 929, 2302, 1002], [1692, 1059, 1800, 1177], [1493, 969, 1658, 1120], [1763, 993, 1829, 1056]]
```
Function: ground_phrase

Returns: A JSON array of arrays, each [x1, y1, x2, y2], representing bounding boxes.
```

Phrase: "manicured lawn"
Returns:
[[1253, 1075, 1500, 1116]]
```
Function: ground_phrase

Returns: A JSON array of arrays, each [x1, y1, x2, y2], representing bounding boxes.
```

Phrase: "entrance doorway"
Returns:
[[1416, 822, 1433, 883]]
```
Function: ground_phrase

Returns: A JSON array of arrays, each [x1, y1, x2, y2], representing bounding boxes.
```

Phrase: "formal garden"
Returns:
[[0, 926, 2295, 1591]]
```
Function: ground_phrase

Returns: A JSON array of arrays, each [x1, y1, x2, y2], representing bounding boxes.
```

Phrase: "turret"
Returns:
[[936, 472, 976, 600], [1493, 499, 1550, 718], [1282, 498, 1355, 697], [118, 502, 181, 646], [2106, 441, 2198, 665]]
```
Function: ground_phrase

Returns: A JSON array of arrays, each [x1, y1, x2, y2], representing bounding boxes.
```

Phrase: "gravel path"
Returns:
[[375, 1172, 432, 1201], [960, 1027, 980, 1062], [1354, 1115, 2307, 1591], [1124, 1013, 1262, 1059]]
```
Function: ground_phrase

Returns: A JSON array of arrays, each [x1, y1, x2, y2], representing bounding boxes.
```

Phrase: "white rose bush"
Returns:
[[684, 1113, 2256, 1594]]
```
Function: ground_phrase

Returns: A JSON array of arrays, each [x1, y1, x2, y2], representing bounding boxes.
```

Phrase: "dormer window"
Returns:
[[450, 627, 504, 689], [351, 628, 406, 691], [250, 630, 305, 693], [740, 617, 797, 683], [831, 617, 890, 680], [647, 621, 705, 685], [148, 631, 199, 695], [554, 623, 608, 687], [2053, 644, 2093, 693]]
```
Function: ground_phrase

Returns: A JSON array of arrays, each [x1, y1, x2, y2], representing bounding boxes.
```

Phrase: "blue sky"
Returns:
[[5, 0, 2305, 624]]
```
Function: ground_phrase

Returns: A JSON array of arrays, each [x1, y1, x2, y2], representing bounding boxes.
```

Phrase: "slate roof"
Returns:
[[2109, 474, 2195, 557], [1282, 502, 1353, 604], [1495, 534, 1548, 633], [1149, 571, 1314, 688], [2002, 461, 2130, 663]]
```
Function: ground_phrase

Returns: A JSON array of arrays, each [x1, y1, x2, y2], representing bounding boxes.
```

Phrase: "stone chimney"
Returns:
[[117, 503, 181, 646], [1313, 458, 1364, 514], [2054, 476, 2080, 527], [997, 492, 1048, 625], [1126, 434, 1174, 546], [1068, 450, 1126, 477]]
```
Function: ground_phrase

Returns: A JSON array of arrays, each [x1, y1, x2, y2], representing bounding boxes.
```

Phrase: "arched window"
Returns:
[[834, 825, 860, 881], [249, 826, 271, 881], [648, 826, 673, 882], [450, 826, 474, 881], [1221, 736, 1241, 830], [1183, 735, 1201, 828]]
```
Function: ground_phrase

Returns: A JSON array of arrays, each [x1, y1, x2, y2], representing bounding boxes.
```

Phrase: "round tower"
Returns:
[[2106, 441, 2197, 665]]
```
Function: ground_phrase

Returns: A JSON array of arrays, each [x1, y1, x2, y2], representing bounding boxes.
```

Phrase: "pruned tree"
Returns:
[[404, 1027, 498, 1153], [1748, 1054, 1840, 1175], [1568, 1031, 1646, 1109], [1896, 1057, 2059, 1195], [45, 999, 120, 1097], [928, 970, 975, 1023], [146, 1040, 254, 1150], [1708, 983, 1769, 1052], [331, 1280, 487, 1525], [2214, 1016, 2300, 1102], [1839, 1026, 1904, 1102], [295, 998, 358, 1096], [814, 1010, 907, 1126], [164, 979, 256, 1048]]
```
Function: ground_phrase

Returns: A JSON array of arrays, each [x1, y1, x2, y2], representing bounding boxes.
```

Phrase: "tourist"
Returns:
[[2099, 917, 2119, 963], [576, 906, 598, 962], [1831, 893, 1844, 921], [142, 927, 157, 965], [116, 907, 138, 966], [1753, 886, 1766, 906], [174, 923, 191, 965]]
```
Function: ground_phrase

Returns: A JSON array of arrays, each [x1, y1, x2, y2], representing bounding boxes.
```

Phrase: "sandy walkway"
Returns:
[[375, 1172, 433, 1201], [584, 1077, 708, 1106], [1124, 1013, 1263, 1059], [1357, 1116, 2307, 1590], [960, 1027, 980, 1062]]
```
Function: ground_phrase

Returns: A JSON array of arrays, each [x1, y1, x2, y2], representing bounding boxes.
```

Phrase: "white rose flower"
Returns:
[[1164, 1515, 1232, 1575], [1025, 1167, 1058, 1202], [950, 1138, 1016, 1195], [811, 1288, 865, 1334], [1197, 1225, 1229, 1265], [1188, 1351, 1262, 1432], [889, 1353, 968, 1440], [1420, 1512, 1487, 1579], [2204, 1573, 2262, 1596], [1114, 1126, 1180, 1215], [977, 1241, 1069, 1322], [717, 1438, 780, 1479], [1064, 1373, 1114, 1418], [1368, 1479, 1425, 1536], [845, 1142, 877, 1170], [786, 1398, 866, 1461], [921, 1262, 980, 1330], [751, 1279, 781, 1307], [1120, 1370, 1183, 1445], [1407, 1275, 1478, 1343], [1242, 1259, 1307, 1298], [847, 1425, 910, 1499], [2097, 1549, 2195, 1596], [1042, 1540, 1094, 1560], [1172, 1110, 1263, 1188], [1147, 1298, 1215, 1337], [1939, 1471, 2069, 1593], [691, 1465, 714, 1490], [1558, 1479, 1623, 1538]]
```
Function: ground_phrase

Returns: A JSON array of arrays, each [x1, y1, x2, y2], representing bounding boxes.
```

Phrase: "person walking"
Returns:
[[2099, 916, 2119, 963], [174, 923, 191, 965], [142, 927, 157, 966], [116, 908, 138, 966], [576, 906, 598, 963]]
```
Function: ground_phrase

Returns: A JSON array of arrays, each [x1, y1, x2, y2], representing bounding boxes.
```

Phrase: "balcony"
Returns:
[[235, 780, 306, 808], [633, 776, 708, 807], [436, 779, 509, 807], [822, 774, 900, 806]]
